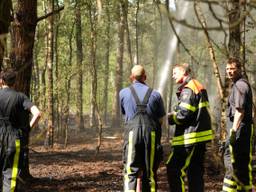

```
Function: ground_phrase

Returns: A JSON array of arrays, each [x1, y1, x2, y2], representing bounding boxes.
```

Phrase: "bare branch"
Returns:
[[170, 8, 251, 31], [37, 6, 64, 23], [194, 0, 224, 99]]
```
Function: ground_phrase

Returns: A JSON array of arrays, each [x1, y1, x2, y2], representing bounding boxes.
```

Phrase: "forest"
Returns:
[[0, 0, 256, 191]]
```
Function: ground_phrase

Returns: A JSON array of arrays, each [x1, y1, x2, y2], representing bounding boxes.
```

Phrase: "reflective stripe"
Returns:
[[222, 185, 237, 192], [124, 131, 134, 191], [179, 101, 209, 112], [224, 178, 237, 186], [166, 151, 174, 165], [11, 139, 20, 192], [173, 113, 181, 125], [230, 144, 235, 164], [180, 147, 195, 192], [229, 125, 253, 190], [150, 132, 156, 192], [237, 184, 252, 191], [171, 130, 213, 146], [179, 102, 196, 112], [198, 101, 209, 108]]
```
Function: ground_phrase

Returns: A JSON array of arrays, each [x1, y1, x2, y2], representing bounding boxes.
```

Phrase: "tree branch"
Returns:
[[194, 0, 224, 99], [37, 6, 64, 23]]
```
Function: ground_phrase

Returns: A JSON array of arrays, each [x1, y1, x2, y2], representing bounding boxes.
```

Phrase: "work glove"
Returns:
[[167, 112, 176, 125], [229, 129, 236, 146]]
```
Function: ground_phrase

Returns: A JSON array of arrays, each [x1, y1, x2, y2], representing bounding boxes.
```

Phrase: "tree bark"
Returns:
[[103, 1, 111, 125], [75, 0, 84, 131], [10, 0, 37, 96], [112, 1, 125, 128], [44, 0, 54, 148], [87, 2, 98, 128], [227, 0, 241, 58]]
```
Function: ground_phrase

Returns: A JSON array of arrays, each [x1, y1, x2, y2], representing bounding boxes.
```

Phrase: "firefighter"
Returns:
[[166, 63, 213, 192], [119, 65, 165, 192], [0, 69, 41, 192], [222, 58, 253, 192]]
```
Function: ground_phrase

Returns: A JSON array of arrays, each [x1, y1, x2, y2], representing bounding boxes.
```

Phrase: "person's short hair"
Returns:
[[2, 69, 17, 86], [173, 63, 191, 75], [227, 57, 241, 69], [131, 65, 146, 81]]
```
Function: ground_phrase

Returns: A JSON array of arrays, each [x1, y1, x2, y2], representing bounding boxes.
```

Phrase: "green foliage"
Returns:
[[29, 0, 256, 129]]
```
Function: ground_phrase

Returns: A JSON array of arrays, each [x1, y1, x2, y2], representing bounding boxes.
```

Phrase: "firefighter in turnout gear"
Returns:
[[0, 69, 41, 192], [119, 65, 165, 192], [166, 63, 213, 192], [222, 58, 253, 192]]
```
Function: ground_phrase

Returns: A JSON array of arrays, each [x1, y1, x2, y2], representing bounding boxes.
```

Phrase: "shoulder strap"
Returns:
[[129, 85, 141, 105], [142, 87, 153, 105], [129, 85, 153, 105]]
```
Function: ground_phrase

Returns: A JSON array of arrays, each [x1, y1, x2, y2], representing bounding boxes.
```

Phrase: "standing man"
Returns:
[[166, 63, 213, 192], [0, 69, 41, 192], [222, 58, 253, 192], [119, 65, 165, 192]]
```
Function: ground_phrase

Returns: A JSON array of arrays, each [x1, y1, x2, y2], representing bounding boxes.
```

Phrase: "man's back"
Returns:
[[0, 88, 33, 129], [119, 81, 165, 123]]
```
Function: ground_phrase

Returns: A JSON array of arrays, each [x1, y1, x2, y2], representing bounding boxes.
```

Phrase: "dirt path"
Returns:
[[25, 131, 224, 191]]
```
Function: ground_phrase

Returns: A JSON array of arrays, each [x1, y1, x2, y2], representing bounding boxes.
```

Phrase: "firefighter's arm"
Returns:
[[29, 105, 41, 128], [229, 108, 244, 145], [168, 89, 195, 125]]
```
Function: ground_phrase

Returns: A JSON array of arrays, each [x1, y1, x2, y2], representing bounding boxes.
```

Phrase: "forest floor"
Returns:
[[23, 127, 233, 192]]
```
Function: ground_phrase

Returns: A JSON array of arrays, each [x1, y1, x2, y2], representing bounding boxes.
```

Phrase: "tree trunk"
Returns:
[[103, 1, 111, 125], [135, 0, 140, 65], [227, 0, 241, 58], [75, 0, 84, 131], [0, 0, 12, 70], [88, 2, 98, 129], [124, 0, 133, 70], [45, 0, 54, 148], [10, 0, 37, 96], [112, 1, 125, 128], [32, 30, 40, 106], [54, 3, 60, 139]]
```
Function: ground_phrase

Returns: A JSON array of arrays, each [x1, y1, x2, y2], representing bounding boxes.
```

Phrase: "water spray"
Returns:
[[157, 1, 190, 96]]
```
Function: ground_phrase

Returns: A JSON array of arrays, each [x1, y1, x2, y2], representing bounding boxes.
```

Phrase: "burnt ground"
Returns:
[[23, 128, 229, 192]]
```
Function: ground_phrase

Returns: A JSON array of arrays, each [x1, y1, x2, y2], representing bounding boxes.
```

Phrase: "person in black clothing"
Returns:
[[0, 69, 41, 192], [166, 63, 213, 192], [222, 58, 253, 192]]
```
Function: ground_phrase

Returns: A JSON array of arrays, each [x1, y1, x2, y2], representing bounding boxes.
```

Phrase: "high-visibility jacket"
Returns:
[[169, 77, 213, 147]]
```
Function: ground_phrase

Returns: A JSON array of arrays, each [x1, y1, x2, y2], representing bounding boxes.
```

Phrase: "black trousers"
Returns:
[[222, 131, 253, 192], [0, 126, 22, 192], [166, 144, 206, 192], [123, 124, 161, 192]]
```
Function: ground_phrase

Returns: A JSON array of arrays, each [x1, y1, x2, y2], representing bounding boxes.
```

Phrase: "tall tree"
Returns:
[[102, 1, 111, 124], [0, 0, 12, 68], [227, 0, 241, 58], [45, 0, 54, 147], [87, 1, 98, 128], [112, 0, 125, 127], [10, 0, 37, 96], [75, 0, 84, 131]]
